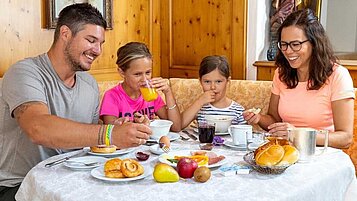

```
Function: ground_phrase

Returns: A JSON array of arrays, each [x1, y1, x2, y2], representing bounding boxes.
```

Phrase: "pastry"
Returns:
[[120, 159, 144, 178], [90, 145, 117, 153], [104, 158, 125, 178]]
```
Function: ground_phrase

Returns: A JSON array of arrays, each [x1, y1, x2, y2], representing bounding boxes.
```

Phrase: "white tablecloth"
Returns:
[[15, 135, 356, 201]]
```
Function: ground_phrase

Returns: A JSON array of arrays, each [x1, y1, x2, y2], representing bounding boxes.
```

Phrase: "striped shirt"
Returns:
[[197, 101, 246, 125]]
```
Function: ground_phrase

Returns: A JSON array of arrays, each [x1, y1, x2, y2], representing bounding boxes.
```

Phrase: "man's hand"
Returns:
[[112, 122, 152, 149]]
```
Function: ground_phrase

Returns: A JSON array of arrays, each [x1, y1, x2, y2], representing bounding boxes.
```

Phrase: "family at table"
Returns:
[[0, 3, 355, 201]]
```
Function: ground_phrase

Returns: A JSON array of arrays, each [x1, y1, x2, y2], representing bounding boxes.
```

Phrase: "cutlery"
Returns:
[[159, 143, 171, 153], [65, 161, 99, 166], [45, 149, 88, 168], [182, 130, 197, 141]]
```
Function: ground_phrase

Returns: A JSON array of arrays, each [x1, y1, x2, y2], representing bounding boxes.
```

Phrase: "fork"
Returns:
[[66, 161, 99, 166], [159, 143, 171, 153]]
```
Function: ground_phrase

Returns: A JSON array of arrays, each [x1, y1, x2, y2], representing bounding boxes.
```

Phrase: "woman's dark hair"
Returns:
[[199, 55, 230, 79], [116, 42, 152, 72], [54, 3, 107, 43], [275, 8, 336, 90]]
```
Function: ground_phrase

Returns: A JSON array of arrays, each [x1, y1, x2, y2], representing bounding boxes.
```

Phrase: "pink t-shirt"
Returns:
[[272, 65, 355, 131], [100, 83, 165, 121]]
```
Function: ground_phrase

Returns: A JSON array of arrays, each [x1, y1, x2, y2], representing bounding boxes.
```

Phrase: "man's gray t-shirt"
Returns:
[[0, 53, 100, 187]]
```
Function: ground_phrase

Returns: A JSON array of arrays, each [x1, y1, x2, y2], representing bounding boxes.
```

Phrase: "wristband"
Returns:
[[105, 124, 114, 146], [167, 104, 177, 110]]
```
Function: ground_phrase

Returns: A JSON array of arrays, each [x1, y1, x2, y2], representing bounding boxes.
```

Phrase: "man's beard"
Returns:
[[64, 42, 87, 72]]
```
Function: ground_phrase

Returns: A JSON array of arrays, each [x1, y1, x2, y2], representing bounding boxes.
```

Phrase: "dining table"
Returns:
[[15, 131, 357, 201]]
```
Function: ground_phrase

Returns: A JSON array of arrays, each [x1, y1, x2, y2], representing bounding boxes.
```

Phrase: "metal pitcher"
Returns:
[[287, 128, 329, 162]]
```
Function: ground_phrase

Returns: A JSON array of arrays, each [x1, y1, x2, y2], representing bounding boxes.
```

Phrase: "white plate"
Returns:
[[223, 141, 247, 150], [91, 165, 151, 182], [158, 150, 227, 168], [149, 144, 164, 155], [64, 156, 107, 170], [193, 128, 229, 136], [147, 132, 180, 142], [88, 147, 136, 157]]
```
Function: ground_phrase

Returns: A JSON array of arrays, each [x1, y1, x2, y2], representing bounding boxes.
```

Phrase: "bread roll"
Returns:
[[120, 159, 144, 178], [254, 138, 299, 167], [90, 145, 117, 153], [276, 145, 299, 166], [104, 158, 125, 178], [255, 145, 285, 166]]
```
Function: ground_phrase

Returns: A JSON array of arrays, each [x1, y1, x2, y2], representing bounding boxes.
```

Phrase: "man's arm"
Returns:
[[14, 101, 99, 148], [14, 101, 152, 149]]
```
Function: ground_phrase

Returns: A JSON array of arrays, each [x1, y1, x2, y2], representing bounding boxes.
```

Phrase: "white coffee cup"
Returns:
[[236, 125, 253, 141], [228, 125, 249, 147]]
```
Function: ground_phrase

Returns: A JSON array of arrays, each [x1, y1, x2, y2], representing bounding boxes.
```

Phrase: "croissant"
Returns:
[[104, 158, 125, 178]]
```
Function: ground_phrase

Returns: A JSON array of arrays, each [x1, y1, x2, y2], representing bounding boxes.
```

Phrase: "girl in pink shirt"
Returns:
[[100, 42, 181, 132], [244, 9, 354, 149]]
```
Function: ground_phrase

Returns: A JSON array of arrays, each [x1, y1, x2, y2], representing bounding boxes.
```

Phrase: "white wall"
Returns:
[[246, 0, 357, 80], [246, 0, 270, 80], [324, 0, 357, 53]]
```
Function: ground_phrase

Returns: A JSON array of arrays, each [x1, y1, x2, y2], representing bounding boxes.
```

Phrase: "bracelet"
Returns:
[[105, 124, 114, 146], [167, 104, 177, 110], [97, 124, 104, 145]]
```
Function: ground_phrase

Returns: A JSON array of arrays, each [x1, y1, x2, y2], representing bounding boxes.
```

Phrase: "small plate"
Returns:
[[149, 144, 164, 155], [91, 165, 151, 182], [88, 147, 136, 157], [158, 150, 227, 168], [147, 132, 180, 143], [223, 141, 247, 150], [64, 156, 106, 170], [193, 128, 229, 136]]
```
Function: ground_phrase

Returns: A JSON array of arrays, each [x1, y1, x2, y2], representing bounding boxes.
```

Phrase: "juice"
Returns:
[[140, 87, 158, 102], [198, 125, 215, 143]]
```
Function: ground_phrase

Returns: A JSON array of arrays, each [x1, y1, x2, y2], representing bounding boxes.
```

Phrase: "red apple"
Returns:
[[176, 158, 198, 178]]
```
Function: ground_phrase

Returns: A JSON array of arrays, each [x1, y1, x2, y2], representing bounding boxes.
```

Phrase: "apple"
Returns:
[[176, 158, 198, 178]]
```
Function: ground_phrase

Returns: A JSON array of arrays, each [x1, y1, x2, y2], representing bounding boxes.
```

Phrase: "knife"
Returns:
[[182, 130, 198, 141], [45, 149, 88, 168]]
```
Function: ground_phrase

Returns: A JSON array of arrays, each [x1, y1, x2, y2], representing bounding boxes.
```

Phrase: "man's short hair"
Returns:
[[53, 3, 107, 42]]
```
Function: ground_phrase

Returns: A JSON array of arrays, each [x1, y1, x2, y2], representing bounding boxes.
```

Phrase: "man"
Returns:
[[0, 3, 151, 200]]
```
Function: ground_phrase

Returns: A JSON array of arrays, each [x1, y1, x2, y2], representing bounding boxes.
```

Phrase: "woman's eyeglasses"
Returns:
[[278, 40, 309, 51]]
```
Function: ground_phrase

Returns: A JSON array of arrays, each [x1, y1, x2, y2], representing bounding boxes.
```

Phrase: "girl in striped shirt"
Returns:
[[181, 55, 246, 129]]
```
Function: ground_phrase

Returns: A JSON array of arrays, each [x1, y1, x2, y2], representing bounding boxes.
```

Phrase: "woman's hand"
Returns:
[[267, 122, 295, 138], [242, 111, 261, 125], [151, 77, 171, 94]]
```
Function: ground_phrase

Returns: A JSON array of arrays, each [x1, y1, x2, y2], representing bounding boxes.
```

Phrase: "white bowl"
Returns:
[[149, 120, 173, 139], [204, 115, 234, 133]]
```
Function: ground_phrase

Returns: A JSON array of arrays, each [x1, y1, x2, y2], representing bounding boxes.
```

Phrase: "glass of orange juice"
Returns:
[[140, 80, 158, 102]]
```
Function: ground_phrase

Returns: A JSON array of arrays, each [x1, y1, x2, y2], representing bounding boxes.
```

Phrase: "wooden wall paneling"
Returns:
[[159, 0, 171, 78], [0, 0, 53, 77], [90, 0, 153, 81], [231, 0, 247, 79], [160, 0, 247, 79]]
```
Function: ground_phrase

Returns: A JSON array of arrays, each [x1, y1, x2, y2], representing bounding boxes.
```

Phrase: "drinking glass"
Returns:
[[140, 80, 158, 102], [198, 122, 215, 143]]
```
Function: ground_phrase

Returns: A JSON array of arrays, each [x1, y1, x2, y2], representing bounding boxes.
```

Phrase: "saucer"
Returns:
[[147, 132, 180, 143], [223, 141, 247, 150], [149, 144, 164, 155]]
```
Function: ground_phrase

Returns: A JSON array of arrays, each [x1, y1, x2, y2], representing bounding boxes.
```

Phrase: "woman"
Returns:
[[100, 42, 181, 132], [244, 9, 355, 148], [181, 55, 246, 129]]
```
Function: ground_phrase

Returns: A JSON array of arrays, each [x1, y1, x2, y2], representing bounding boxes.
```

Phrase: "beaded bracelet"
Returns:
[[167, 104, 177, 110], [105, 124, 114, 146], [97, 124, 104, 145]]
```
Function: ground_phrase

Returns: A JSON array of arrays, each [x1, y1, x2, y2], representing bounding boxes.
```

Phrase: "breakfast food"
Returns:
[[254, 137, 299, 166], [104, 158, 125, 178], [247, 107, 261, 115], [159, 136, 170, 148], [90, 145, 117, 153], [121, 159, 144, 177], [104, 158, 144, 178]]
